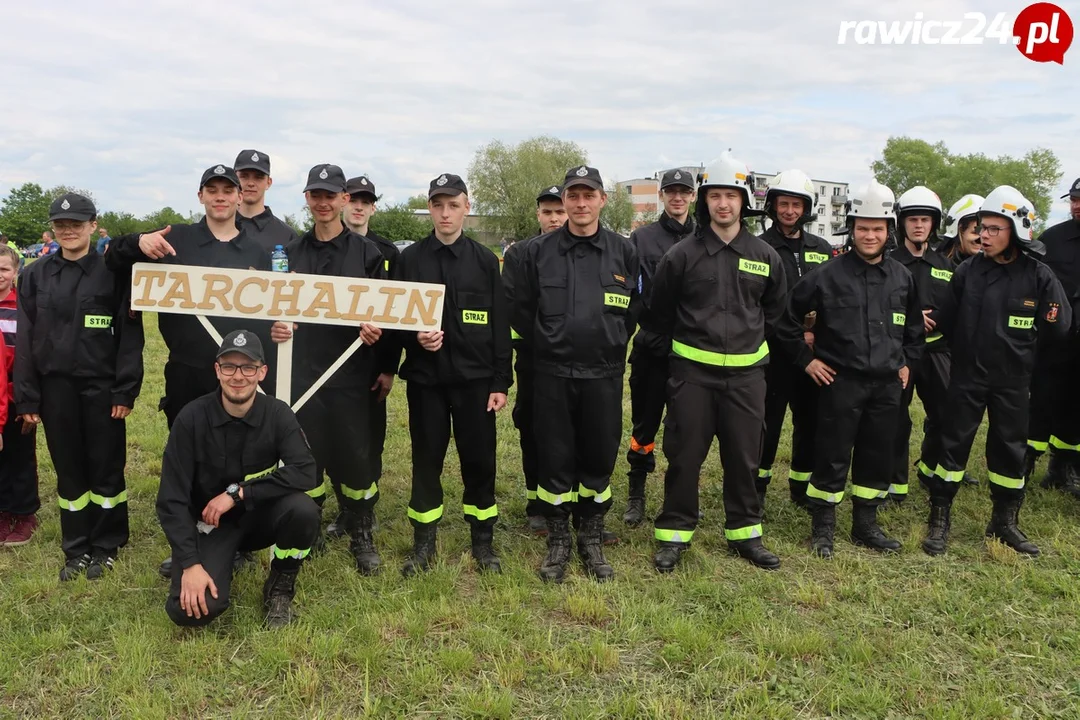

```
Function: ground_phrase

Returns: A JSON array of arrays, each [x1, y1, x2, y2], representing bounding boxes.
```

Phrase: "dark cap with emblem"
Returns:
[[428, 173, 468, 199], [562, 165, 604, 192], [304, 164, 347, 193], [49, 193, 97, 222], [200, 164, 241, 189], [1062, 177, 1080, 199], [346, 176, 378, 200], [537, 185, 562, 204], [660, 168, 695, 190], [234, 149, 271, 174], [216, 329, 265, 364]]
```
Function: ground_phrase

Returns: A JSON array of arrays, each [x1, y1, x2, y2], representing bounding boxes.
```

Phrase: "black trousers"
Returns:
[[927, 378, 1028, 502], [0, 401, 39, 515], [655, 370, 766, 543], [161, 361, 219, 429], [296, 382, 376, 513], [512, 354, 541, 516], [406, 380, 498, 528], [759, 355, 818, 488], [40, 375, 128, 559], [534, 374, 622, 521], [808, 373, 902, 507], [368, 371, 389, 486], [892, 349, 951, 493], [1048, 343, 1080, 459], [626, 348, 669, 478], [165, 493, 320, 627], [1026, 349, 1056, 454]]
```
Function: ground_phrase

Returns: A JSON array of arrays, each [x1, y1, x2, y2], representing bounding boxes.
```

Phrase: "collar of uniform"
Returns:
[[210, 389, 267, 428], [428, 231, 465, 257], [845, 249, 887, 275], [195, 217, 250, 250], [241, 206, 276, 230], [304, 226, 350, 249], [557, 224, 602, 254], [700, 226, 753, 256], [47, 248, 98, 276]]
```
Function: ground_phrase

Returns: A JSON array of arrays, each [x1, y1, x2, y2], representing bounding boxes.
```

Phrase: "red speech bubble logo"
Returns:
[[1014, 3, 1073, 64]]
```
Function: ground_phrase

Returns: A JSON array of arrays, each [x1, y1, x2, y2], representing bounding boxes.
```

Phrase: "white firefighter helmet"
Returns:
[[943, 193, 984, 237], [699, 151, 756, 211], [845, 181, 896, 226], [896, 186, 943, 226], [980, 186, 1039, 250], [765, 169, 817, 223]]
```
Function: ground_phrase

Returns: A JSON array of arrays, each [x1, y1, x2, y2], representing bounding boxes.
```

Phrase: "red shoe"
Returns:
[[0, 512, 12, 545], [5, 515, 38, 546]]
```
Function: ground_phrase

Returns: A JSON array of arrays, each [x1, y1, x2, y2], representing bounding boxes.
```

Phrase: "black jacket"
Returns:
[[238, 206, 298, 254], [631, 213, 695, 356], [650, 226, 787, 388], [363, 230, 401, 277], [285, 228, 389, 387], [1036, 219, 1080, 306], [778, 251, 924, 376], [937, 252, 1071, 386], [890, 242, 955, 352], [758, 224, 834, 286], [503, 234, 539, 350], [15, 249, 144, 414], [394, 233, 512, 393], [157, 391, 317, 570], [108, 220, 272, 369], [509, 224, 638, 379]]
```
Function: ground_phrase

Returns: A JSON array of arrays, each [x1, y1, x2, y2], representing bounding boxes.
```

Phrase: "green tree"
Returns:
[[404, 194, 429, 211], [96, 211, 143, 237], [600, 184, 634, 236], [141, 207, 189, 230], [368, 205, 431, 243], [871, 137, 1062, 233], [0, 182, 51, 244], [283, 213, 307, 235], [468, 136, 588, 241]]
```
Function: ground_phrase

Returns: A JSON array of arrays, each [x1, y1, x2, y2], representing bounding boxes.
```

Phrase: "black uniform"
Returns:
[[15, 249, 144, 560], [158, 391, 319, 627], [237, 206, 298, 254], [889, 242, 955, 496], [925, 252, 1070, 500], [649, 226, 787, 543], [756, 224, 833, 496], [108, 221, 272, 426], [626, 213, 694, 483], [394, 233, 512, 529], [285, 228, 388, 512], [777, 251, 924, 507], [509, 224, 637, 520]]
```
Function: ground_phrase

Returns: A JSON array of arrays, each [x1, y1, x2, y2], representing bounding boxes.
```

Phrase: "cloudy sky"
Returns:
[[1, 0, 1077, 223]]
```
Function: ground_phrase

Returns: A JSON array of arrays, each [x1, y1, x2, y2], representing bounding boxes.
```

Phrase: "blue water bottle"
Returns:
[[271, 244, 289, 273]]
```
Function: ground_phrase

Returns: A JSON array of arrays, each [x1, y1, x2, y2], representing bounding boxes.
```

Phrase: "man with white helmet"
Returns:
[[648, 152, 787, 572], [939, 194, 985, 265], [921, 187, 1069, 557], [888, 186, 957, 503], [776, 181, 924, 558], [756, 169, 835, 512]]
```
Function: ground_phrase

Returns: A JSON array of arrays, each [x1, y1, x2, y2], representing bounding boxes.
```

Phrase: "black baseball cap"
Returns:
[[304, 164, 347, 193], [660, 168, 695, 191], [563, 165, 604, 191], [346, 176, 378, 200], [537, 185, 563, 204], [428, 173, 468, 199], [1061, 177, 1080, 199], [216, 329, 265, 364], [49, 193, 97, 222], [234, 149, 271, 174], [200, 165, 241, 189]]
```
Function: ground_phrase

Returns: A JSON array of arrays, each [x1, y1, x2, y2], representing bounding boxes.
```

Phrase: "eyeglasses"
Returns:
[[218, 362, 262, 377], [977, 225, 1009, 237]]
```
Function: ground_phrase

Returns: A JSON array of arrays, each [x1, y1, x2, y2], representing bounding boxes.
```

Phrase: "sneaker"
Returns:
[[0, 511, 13, 545], [5, 515, 38, 546], [60, 554, 91, 582], [86, 552, 116, 580]]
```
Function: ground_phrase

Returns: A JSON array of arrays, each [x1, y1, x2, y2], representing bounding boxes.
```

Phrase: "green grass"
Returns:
[[3, 327, 1080, 718]]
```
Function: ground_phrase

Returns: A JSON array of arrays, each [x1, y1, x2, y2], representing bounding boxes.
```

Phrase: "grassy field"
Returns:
[[2, 326, 1080, 719]]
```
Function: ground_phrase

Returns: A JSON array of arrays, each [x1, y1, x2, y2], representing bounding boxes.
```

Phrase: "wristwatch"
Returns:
[[226, 483, 242, 503]]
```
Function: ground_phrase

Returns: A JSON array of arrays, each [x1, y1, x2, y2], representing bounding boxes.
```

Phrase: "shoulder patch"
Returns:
[[613, 273, 625, 283], [1047, 303, 1060, 323]]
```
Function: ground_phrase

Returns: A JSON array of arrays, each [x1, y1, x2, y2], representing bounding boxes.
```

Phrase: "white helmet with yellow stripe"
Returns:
[[765, 169, 818, 224], [943, 193, 984, 237], [698, 151, 757, 215]]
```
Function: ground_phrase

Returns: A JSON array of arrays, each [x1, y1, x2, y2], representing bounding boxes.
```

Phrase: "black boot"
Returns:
[[573, 513, 619, 546], [577, 514, 614, 582], [810, 504, 835, 558], [653, 541, 687, 573], [526, 514, 548, 537], [349, 511, 381, 576], [728, 536, 780, 570], [1022, 446, 1040, 485], [326, 509, 354, 539], [1062, 456, 1080, 499], [263, 566, 300, 629], [470, 526, 502, 574], [962, 472, 979, 486], [401, 525, 438, 577], [921, 501, 952, 556], [851, 504, 901, 552], [986, 496, 1039, 556], [158, 556, 173, 579], [789, 479, 810, 512], [755, 480, 768, 519], [1042, 451, 1067, 489], [623, 472, 647, 527], [538, 516, 572, 583]]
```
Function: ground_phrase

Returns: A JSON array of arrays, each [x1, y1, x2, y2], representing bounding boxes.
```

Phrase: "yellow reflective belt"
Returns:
[[988, 472, 1024, 489], [272, 546, 311, 560], [244, 464, 277, 482], [789, 470, 812, 482], [887, 483, 908, 496], [934, 465, 964, 484], [926, 332, 944, 343], [1050, 435, 1080, 451], [537, 486, 577, 506], [90, 490, 128, 509], [407, 505, 444, 524], [851, 484, 888, 500], [724, 524, 763, 541], [806, 484, 843, 504], [757, 468, 772, 479], [1028, 439, 1049, 452], [341, 481, 378, 501], [463, 504, 499, 521], [577, 484, 612, 504], [655, 528, 694, 543], [306, 481, 328, 499], [58, 491, 91, 512], [671, 339, 769, 367], [511, 328, 523, 341]]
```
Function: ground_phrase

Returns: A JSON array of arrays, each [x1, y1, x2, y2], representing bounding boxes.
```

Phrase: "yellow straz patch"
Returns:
[[462, 310, 488, 324], [604, 293, 630, 309], [804, 251, 829, 264], [892, 312, 906, 325], [738, 259, 770, 277], [85, 315, 112, 329], [930, 268, 953, 282], [1008, 316, 1034, 329]]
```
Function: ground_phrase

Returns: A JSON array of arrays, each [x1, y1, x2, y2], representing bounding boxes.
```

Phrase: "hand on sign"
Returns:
[[418, 330, 443, 352], [111, 405, 132, 420], [922, 309, 936, 333], [371, 373, 394, 402], [487, 393, 508, 412], [270, 321, 295, 343], [180, 564, 218, 620], [805, 359, 836, 387], [139, 225, 176, 259], [201, 492, 236, 528], [899, 365, 910, 389], [359, 323, 382, 345]]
